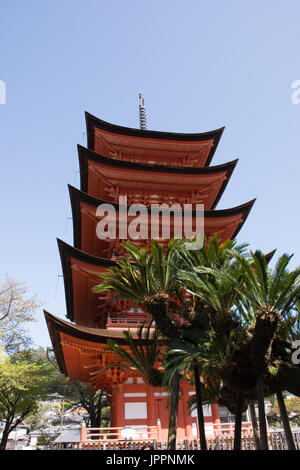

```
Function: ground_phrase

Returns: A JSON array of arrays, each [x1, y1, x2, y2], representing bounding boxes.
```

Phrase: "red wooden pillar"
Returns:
[[112, 384, 125, 437], [147, 385, 156, 438], [157, 419, 162, 441], [80, 422, 87, 442], [211, 403, 221, 435]]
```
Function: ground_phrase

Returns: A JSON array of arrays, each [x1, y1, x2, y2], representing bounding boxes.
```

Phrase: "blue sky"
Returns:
[[1, 0, 300, 348]]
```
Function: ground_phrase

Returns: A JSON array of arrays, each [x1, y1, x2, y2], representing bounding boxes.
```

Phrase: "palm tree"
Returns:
[[93, 241, 181, 340], [93, 238, 300, 450], [232, 252, 299, 449], [275, 391, 295, 450], [102, 322, 184, 449], [94, 239, 227, 449], [164, 338, 209, 450], [174, 240, 300, 449], [95, 237, 246, 449], [93, 240, 184, 449], [197, 250, 300, 449], [173, 237, 249, 449], [165, 325, 248, 450], [248, 402, 260, 450], [104, 322, 164, 387]]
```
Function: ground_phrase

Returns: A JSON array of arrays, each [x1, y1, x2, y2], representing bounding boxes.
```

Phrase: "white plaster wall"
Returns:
[[125, 402, 147, 420]]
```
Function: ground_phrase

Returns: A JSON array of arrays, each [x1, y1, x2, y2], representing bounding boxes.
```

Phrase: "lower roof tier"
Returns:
[[78, 145, 237, 210], [45, 310, 156, 394]]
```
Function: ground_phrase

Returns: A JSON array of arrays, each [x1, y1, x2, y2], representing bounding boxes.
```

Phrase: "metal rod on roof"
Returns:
[[139, 92, 147, 130]]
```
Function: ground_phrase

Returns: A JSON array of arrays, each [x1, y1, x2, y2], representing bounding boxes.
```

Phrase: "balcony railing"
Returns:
[[107, 316, 153, 325]]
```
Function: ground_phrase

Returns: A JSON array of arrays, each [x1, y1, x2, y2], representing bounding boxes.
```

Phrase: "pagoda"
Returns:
[[45, 103, 255, 441]]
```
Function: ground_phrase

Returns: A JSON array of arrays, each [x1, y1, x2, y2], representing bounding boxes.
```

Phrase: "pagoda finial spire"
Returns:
[[139, 92, 147, 130]]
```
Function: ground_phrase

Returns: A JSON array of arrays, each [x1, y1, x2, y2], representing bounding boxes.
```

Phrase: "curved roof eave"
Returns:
[[68, 185, 255, 251], [78, 144, 235, 176], [230, 199, 256, 239], [77, 145, 237, 209], [45, 310, 157, 376], [57, 238, 115, 321], [69, 184, 253, 219], [44, 310, 68, 375], [45, 310, 156, 348], [85, 112, 225, 167]]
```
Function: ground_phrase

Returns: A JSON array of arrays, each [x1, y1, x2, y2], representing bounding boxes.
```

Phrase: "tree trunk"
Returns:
[[87, 396, 103, 439], [274, 362, 300, 397], [143, 294, 178, 340], [193, 363, 207, 450], [233, 393, 243, 450], [96, 390, 103, 427], [89, 413, 99, 439], [276, 391, 296, 450], [257, 375, 268, 450], [250, 310, 279, 375], [0, 430, 9, 450], [248, 403, 260, 450], [167, 370, 180, 450], [0, 419, 13, 450]]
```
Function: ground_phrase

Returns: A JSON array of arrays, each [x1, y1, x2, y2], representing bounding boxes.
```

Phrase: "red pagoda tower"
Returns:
[[45, 106, 255, 441]]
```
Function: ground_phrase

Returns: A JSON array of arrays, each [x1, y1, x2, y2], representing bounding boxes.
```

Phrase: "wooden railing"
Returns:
[[81, 424, 159, 442], [48, 432, 300, 450], [212, 421, 254, 435], [80, 421, 254, 442]]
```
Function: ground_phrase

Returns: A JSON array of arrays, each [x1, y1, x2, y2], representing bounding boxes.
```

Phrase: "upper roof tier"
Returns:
[[85, 112, 224, 167], [78, 145, 237, 210]]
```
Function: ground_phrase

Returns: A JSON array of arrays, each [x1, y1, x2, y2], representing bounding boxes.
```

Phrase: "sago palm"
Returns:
[[197, 250, 300, 449], [176, 236, 248, 335], [93, 240, 184, 449], [104, 322, 165, 387], [174, 237, 249, 449], [93, 240, 181, 340], [165, 324, 249, 450]]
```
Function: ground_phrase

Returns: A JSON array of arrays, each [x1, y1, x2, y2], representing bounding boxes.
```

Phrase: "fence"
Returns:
[[79, 421, 257, 441], [49, 431, 300, 450], [82, 425, 158, 441], [212, 421, 253, 435]]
